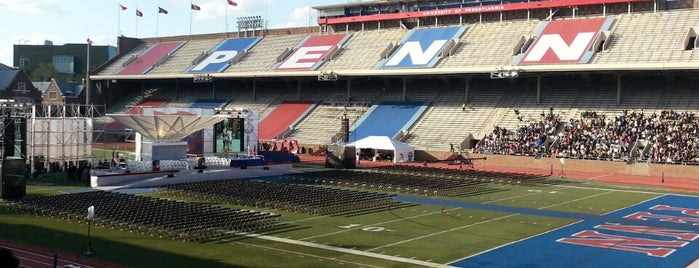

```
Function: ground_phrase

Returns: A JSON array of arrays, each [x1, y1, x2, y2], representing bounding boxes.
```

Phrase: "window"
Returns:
[[53, 55, 76, 74], [16, 82, 27, 93], [19, 57, 30, 68], [49, 92, 58, 100]]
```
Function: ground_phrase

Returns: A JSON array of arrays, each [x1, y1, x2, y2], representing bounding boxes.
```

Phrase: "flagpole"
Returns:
[[86, 39, 91, 106], [226, 2, 229, 33], [135, 6, 139, 38], [189, 1, 193, 35], [156, 11, 159, 38], [117, 4, 121, 37]]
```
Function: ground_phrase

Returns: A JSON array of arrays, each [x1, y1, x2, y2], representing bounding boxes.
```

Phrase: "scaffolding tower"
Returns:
[[27, 103, 105, 175]]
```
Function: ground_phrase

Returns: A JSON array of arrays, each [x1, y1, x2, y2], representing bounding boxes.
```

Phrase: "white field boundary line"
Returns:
[[238, 232, 456, 268], [480, 187, 566, 204], [230, 240, 386, 268], [551, 183, 682, 195]]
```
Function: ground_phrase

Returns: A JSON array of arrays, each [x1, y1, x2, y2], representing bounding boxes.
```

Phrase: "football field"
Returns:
[[2, 168, 699, 268]]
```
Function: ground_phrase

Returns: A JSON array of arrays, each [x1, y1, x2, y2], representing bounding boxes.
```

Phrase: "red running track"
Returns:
[[1, 240, 126, 268]]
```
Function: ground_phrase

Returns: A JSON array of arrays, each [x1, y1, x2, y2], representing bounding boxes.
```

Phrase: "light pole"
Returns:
[[85, 38, 92, 106]]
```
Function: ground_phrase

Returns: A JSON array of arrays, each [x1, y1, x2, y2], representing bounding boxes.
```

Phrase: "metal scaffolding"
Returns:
[[27, 104, 105, 175]]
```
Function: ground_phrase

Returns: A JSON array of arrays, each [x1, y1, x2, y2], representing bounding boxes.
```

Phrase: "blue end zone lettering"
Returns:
[[187, 37, 261, 73], [451, 195, 699, 268], [377, 26, 466, 69]]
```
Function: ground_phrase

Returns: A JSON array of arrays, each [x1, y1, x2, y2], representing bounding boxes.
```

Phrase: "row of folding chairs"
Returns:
[[284, 170, 490, 197], [11, 191, 281, 241], [159, 178, 396, 215], [372, 165, 549, 185]]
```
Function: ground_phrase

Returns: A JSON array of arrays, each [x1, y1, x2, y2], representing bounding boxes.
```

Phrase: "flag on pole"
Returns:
[[191, 3, 201, 10], [227, 0, 238, 6], [120, 4, 128, 10], [86, 38, 93, 46], [136, 9, 143, 17], [158, 7, 168, 14]]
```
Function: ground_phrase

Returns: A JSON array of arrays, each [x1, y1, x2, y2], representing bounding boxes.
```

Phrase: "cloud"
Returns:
[[193, 1, 227, 21], [280, 6, 315, 28], [0, 0, 65, 15], [0, 47, 12, 67], [15, 32, 66, 46]]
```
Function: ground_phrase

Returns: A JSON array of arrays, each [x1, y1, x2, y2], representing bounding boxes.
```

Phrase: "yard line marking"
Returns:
[[585, 173, 614, 180], [231, 241, 385, 268], [239, 233, 455, 268], [368, 214, 518, 251], [536, 191, 611, 210], [301, 186, 561, 241], [299, 207, 462, 241]]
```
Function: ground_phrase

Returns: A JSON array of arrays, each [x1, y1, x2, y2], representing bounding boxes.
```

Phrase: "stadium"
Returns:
[[3, 0, 699, 267]]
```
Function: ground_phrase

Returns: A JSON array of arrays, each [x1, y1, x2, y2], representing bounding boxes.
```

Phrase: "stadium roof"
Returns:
[[107, 114, 227, 142]]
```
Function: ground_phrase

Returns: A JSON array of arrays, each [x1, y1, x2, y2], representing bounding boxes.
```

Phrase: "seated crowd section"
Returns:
[[476, 109, 699, 164]]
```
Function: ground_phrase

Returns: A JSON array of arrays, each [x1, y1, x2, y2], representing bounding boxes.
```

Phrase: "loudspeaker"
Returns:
[[340, 116, 349, 143], [325, 145, 356, 169], [235, 118, 244, 152], [1, 117, 27, 158], [2, 118, 14, 159], [1, 157, 27, 200]]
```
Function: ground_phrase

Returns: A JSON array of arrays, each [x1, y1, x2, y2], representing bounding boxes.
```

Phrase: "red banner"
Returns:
[[319, 0, 650, 25]]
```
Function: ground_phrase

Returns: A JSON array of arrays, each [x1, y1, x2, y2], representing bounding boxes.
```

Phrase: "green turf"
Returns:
[[1, 168, 696, 268]]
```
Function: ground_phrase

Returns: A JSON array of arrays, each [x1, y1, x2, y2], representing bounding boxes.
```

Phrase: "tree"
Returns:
[[30, 62, 57, 81]]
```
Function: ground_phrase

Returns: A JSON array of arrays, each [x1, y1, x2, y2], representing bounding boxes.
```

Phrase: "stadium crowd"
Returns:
[[475, 109, 699, 164]]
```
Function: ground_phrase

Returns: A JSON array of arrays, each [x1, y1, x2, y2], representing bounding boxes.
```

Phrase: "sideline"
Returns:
[[239, 232, 455, 268]]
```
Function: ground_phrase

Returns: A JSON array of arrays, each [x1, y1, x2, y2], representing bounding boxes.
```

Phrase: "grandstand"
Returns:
[[8, 1, 699, 268], [87, 0, 699, 179]]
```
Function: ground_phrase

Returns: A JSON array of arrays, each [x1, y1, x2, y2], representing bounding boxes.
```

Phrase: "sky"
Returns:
[[0, 0, 358, 67]]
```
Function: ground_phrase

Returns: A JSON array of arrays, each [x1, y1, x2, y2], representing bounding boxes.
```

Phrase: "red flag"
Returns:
[[86, 38, 93, 46], [227, 0, 238, 6], [120, 4, 127, 10], [136, 9, 143, 17], [158, 7, 168, 14], [191, 4, 201, 11]]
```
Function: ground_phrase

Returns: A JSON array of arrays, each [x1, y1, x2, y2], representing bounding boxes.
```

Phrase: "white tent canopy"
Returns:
[[348, 136, 414, 163]]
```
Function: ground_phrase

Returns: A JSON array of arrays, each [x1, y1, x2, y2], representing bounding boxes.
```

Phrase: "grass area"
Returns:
[[2, 167, 696, 268]]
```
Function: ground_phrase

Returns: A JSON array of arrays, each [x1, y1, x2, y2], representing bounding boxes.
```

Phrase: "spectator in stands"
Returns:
[[0, 247, 19, 268], [462, 102, 467, 112]]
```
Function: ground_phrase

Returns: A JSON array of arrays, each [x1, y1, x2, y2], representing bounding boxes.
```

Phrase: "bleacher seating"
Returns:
[[320, 29, 406, 70], [98, 43, 152, 75], [593, 10, 699, 64], [258, 101, 316, 140], [148, 39, 223, 74], [288, 103, 369, 145], [225, 34, 307, 72], [117, 41, 186, 75], [349, 101, 428, 142]]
